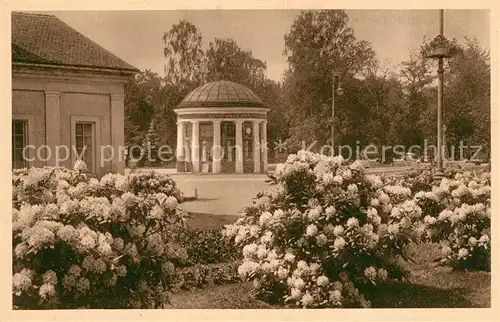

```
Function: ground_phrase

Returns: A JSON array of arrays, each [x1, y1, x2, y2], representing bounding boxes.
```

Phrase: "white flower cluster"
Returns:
[[12, 269, 34, 296], [365, 175, 383, 189], [74, 160, 88, 172], [391, 200, 422, 220], [39, 270, 58, 300], [383, 185, 412, 198], [12, 166, 183, 307], [411, 169, 491, 269], [225, 151, 429, 308]]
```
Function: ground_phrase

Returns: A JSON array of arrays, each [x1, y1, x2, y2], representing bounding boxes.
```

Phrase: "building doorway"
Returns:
[[243, 121, 254, 173], [221, 121, 236, 173]]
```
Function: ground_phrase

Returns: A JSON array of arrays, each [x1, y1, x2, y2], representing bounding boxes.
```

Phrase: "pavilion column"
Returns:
[[261, 120, 268, 173], [252, 120, 261, 173], [212, 120, 222, 173], [235, 120, 244, 173], [176, 121, 185, 171], [191, 120, 200, 173]]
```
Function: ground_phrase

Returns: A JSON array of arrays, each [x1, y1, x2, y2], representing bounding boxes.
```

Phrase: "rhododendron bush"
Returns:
[[382, 166, 491, 270], [223, 151, 491, 308], [12, 165, 184, 309], [224, 151, 423, 308], [411, 170, 491, 271]]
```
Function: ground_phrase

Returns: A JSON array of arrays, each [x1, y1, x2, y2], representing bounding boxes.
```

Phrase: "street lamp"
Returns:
[[331, 71, 344, 156], [424, 9, 454, 178]]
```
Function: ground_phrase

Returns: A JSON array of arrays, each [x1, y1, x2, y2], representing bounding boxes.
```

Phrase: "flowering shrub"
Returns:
[[383, 166, 459, 193], [224, 151, 423, 308], [12, 165, 185, 309], [412, 170, 491, 271], [381, 165, 491, 270]]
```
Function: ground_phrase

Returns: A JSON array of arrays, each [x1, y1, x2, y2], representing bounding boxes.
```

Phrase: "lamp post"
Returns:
[[437, 9, 445, 175], [425, 9, 453, 178], [331, 71, 344, 156]]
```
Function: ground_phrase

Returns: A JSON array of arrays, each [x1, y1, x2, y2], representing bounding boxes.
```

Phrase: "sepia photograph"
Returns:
[[6, 3, 494, 316]]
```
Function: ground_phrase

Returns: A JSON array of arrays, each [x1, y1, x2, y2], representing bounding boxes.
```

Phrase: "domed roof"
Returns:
[[177, 80, 266, 108]]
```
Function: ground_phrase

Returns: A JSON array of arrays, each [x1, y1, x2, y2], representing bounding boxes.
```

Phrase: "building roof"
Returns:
[[177, 80, 266, 108], [12, 12, 139, 72]]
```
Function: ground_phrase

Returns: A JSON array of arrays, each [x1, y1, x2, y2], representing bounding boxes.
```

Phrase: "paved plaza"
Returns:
[[132, 171, 270, 215], [126, 166, 412, 215], [125, 163, 487, 215], [173, 174, 269, 215]]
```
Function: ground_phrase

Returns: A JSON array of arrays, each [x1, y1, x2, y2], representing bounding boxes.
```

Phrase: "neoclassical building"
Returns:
[[12, 12, 138, 175], [174, 81, 269, 173]]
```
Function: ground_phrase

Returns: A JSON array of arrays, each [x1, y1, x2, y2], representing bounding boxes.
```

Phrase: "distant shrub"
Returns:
[[171, 228, 240, 266]]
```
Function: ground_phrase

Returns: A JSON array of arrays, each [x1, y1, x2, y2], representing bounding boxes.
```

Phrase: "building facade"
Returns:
[[175, 81, 269, 173], [12, 12, 139, 175]]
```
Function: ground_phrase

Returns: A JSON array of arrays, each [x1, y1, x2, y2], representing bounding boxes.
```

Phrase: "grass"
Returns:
[[183, 211, 241, 230], [166, 243, 490, 309], [369, 243, 491, 308], [167, 282, 273, 309]]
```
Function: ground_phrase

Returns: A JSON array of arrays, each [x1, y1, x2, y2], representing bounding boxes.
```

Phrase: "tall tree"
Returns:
[[205, 38, 267, 87], [399, 51, 435, 147], [163, 20, 206, 86], [154, 83, 190, 148], [284, 10, 377, 77], [282, 10, 377, 150], [124, 70, 164, 149], [443, 38, 490, 159], [205, 37, 287, 151]]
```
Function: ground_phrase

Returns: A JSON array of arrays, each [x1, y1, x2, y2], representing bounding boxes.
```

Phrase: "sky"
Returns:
[[46, 10, 490, 82]]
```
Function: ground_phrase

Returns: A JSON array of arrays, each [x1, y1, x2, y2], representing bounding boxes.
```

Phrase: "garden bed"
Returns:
[[166, 243, 490, 309], [12, 155, 490, 309]]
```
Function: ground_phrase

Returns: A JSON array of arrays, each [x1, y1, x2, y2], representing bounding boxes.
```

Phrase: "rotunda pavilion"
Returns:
[[174, 80, 269, 173]]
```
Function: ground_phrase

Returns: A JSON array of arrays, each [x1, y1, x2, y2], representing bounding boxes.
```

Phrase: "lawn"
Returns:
[[184, 211, 242, 230], [169, 213, 491, 309]]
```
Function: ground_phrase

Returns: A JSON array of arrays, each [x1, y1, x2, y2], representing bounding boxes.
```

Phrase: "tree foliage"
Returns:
[[205, 38, 267, 87], [124, 70, 163, 150], [163, 20, 206, 86], [126, 20, 288, 164], [283, 10, 378, 150], [443, 38, 490, 158], [124, 12, 490, 166]]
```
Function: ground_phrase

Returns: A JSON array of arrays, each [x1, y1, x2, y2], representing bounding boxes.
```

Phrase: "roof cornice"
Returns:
[[12, 61, 138, 75]]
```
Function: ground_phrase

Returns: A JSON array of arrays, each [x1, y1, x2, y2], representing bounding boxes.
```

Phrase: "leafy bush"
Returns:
[[171, 228, 240, 266], [223, 151, 422, 308], [12, 165, 185, 309]]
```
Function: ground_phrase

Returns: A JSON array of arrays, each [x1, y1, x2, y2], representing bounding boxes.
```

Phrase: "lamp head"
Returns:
[[336, 86, 344, 96]]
